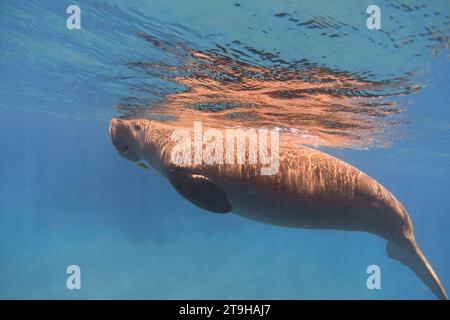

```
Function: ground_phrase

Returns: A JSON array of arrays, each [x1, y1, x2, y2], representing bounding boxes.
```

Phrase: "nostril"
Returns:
[[133, 124, 141, 131]]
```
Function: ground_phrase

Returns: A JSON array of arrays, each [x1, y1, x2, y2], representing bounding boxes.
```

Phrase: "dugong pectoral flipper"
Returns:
[[168, 168, 231, 214], [387, 238, 448, 300]]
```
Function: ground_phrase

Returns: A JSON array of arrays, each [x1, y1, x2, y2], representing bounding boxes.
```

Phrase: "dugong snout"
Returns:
[[109, 118, 142, 162]]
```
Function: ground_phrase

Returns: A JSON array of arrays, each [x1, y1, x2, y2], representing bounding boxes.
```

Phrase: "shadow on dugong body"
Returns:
[[109, 117, 447, 299]]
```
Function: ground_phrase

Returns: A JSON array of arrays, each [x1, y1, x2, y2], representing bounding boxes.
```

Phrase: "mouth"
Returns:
[[112, 137, 141, 162], [115, 140, 132, 157]]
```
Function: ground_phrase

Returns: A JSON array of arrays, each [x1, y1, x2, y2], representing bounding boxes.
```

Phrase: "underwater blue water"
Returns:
[[0, 0, 449, 299]]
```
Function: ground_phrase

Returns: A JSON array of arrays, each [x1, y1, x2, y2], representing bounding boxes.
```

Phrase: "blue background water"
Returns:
[[0, 0, 449, 299]]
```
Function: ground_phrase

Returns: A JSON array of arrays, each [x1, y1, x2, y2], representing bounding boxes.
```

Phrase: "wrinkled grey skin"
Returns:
[[109, 118, 447, 300]]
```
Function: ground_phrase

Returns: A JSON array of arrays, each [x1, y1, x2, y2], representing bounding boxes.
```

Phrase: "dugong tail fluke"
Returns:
[[387, 238, 448, 300]]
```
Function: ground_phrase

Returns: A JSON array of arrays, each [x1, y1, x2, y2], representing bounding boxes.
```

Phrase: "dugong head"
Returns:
[[109, 118, 169, 174], [109, 118, 146, 162]]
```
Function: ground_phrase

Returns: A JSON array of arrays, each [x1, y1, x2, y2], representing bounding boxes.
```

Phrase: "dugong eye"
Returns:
[[133, 124, 141, 131]]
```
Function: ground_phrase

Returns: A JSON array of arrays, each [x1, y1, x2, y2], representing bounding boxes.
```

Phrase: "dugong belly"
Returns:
[[200, 145, 408, 242]]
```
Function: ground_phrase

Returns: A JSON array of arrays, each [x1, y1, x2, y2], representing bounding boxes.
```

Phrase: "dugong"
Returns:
[[109, 117, 447, 299]]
